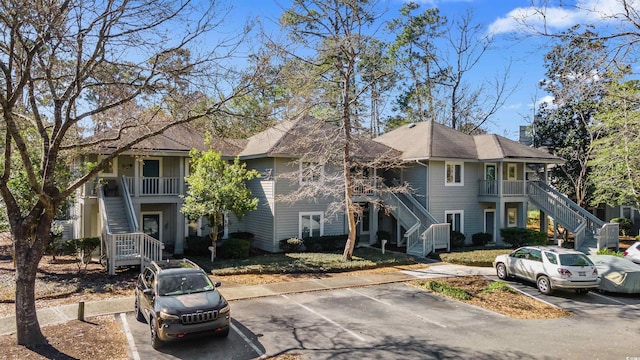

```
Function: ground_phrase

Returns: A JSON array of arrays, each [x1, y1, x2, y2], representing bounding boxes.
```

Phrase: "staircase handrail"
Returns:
[[530, 181, 605, 229], [379, 184, 421, 247], [120, 175, 139, 232], [573, 221, 587, 250]]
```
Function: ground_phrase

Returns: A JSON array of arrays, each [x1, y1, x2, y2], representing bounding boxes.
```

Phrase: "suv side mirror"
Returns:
[[214, 281, 221, 288], [143, 288, 154, 296]]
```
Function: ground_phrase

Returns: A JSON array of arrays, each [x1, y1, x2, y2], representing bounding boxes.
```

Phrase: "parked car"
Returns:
[[588, 255, 640, 293], [623, 242, 640, 264], [493, 246, 600, 295], [135, 259, 231, 349]]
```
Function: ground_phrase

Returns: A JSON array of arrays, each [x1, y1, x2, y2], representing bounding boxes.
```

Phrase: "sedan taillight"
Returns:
[[624, 251, 629, 256]]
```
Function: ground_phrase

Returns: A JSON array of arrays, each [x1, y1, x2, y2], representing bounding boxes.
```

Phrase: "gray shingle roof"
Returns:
[[374, 121, 561, 163]]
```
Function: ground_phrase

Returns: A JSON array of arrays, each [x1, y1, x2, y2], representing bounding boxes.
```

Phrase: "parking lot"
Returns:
[[124, 281, 640, 359]]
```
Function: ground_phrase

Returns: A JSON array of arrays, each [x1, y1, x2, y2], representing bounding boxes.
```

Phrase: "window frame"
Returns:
[[507, 207, 518, 227], [445, 161, 464, 186], [445, 210, 464, 234], [507, 163, 517, 180], [299, 211, 324, 239]]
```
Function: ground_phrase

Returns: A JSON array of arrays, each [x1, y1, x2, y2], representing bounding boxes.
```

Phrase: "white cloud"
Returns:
[[532, 95, 555, 109], [488, 0, 633, 36]]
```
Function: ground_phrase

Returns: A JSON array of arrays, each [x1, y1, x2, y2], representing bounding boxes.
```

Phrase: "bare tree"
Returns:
[[436, 10, 514, 132], [0, 0, 257, 346]]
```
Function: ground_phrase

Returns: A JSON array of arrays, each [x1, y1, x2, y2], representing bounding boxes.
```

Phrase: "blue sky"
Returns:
[[230, 0, 630, 139]]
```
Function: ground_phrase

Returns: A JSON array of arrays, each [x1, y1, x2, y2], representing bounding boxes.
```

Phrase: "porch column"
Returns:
[[179, 157, 185, 196], [371, 207, 379, 245], [496, 201, 505, 245], [497, 163, 503, 196], [174, 206, 185, 255], [134, 159, 140, 198]]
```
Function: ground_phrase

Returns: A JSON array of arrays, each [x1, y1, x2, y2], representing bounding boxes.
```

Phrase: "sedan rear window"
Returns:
[[558, 254, 593, 267]]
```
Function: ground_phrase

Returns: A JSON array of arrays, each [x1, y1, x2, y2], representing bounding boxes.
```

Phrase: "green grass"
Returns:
[[189, 247, 416, 275], [419, 280, 472, 300], [597, 248, 624, 257], [483, 281, 515, 294], [438, 248, 512, 267]]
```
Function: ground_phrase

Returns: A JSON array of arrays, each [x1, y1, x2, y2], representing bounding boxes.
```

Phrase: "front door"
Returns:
[[142, 212, 162, 241], [485, 164, 497, 195], [142, 159, 161, 194], [484, 209, 495, 242]]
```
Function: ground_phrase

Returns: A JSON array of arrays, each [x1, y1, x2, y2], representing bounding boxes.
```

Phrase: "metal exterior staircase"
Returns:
[[527, 181, 619, 254]]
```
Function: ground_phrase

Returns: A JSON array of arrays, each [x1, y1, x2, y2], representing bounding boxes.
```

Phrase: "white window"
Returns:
[[300, 161, 323, 184], [507, 164, 517, 180], [98, 155, 118, 177], [445, 210, 464, 233], [445, 161, 464, 186], [507, 208, 518, 227], [299, 212, 323, 239]]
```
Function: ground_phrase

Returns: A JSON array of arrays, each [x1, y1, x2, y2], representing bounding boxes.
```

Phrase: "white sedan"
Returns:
[[493, 246, 600, 295]]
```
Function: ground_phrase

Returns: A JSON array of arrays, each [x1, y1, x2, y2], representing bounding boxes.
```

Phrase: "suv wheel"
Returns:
[[496, 263, 508, 280], [536, 275, 552, 295], [134, 293, 145, 323], [150, 319, 163, 349]]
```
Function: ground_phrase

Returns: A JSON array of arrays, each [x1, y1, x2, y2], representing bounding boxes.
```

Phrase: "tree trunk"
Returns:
[[13, 229, 48, 345], [209, 213, 221, 262]]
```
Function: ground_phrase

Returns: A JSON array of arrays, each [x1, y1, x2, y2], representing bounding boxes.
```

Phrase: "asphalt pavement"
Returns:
[[0, 263, 495, 336]]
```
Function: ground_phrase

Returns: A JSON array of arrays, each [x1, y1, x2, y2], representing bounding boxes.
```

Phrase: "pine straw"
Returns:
[[0, 315, 129, 359], [412, 276, 570, 319]]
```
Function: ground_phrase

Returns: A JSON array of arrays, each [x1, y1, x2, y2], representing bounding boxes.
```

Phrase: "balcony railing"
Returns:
[[478, 180, 526, 196], [124, 177, 180, 196]]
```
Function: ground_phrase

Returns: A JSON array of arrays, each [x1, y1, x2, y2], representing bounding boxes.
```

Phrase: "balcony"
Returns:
[[124, 177, 181, 196], [478, 180, 526, 197]]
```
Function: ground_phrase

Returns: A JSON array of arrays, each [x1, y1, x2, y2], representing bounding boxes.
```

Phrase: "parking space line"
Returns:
[[346, 288, 448, 328], [590, 292, 640, 309], [230, 322, 267, 359], [281, 295, 366, 342], [119, 313, 141, 360]]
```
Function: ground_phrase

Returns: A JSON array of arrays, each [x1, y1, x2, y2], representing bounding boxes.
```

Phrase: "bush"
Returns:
[[229, 231, 255, 240], [610, 217, 632, 236], [63, 237, 100, 267], [219, 238, 250, 259], [471, 232, 492, 246], [450, 230, 466, 249], [500, 228, 547, 248], [185, 235, 211, 256], [279, 237, 303, 253], [597, 248, 624, 257], [303, 235, 347, 252]]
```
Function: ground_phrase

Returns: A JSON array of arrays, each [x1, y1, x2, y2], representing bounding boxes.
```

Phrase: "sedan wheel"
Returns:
[[536, 275, 552, 295], [496, 263, 508, 280]]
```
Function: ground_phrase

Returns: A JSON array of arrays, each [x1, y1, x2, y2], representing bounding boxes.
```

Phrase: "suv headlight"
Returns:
[[159, 310, 180, 321]]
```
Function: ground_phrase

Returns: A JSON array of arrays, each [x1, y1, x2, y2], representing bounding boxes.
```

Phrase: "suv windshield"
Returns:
[[559, 253, 593, 267], [158, 273, 214, 296]]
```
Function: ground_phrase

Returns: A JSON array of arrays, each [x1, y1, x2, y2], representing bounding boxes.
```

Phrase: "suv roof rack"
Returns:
[[151, 258, 201, 271]]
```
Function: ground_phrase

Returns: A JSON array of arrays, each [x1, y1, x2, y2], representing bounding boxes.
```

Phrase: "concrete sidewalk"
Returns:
[[0, 263, 495, 336]]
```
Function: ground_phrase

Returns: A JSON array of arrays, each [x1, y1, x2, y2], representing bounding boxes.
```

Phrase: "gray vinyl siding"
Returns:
[[428, 160, 483, 243], [241, 158, 277, 252], [273, 158, 346, 249], [402, 163, 428, 208]]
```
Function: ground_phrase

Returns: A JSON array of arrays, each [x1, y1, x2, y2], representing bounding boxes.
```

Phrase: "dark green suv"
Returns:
[[134, 259, 230, 349]]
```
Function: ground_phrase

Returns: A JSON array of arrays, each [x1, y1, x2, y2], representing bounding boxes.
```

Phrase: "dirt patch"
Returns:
[[0, 315, 129, 359], [412, 276, 570, 319]]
